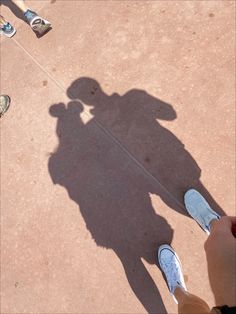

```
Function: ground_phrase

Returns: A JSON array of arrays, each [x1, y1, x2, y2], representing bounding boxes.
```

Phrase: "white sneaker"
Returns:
[[0, 21, 16, 38], [158, 244, 187, 303], [184, 189, 220, 235]]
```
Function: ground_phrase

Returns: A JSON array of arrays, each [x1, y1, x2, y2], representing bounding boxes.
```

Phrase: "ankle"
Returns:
[[209, 218, 219, 232], [24, 9, 37, 23], [174, 286, 188, 303]]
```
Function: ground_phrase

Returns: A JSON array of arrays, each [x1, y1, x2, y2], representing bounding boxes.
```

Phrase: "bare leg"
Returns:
[[174, 287, 211, 314], [11, 0, 29, 13], [205, 217, 236, 306]]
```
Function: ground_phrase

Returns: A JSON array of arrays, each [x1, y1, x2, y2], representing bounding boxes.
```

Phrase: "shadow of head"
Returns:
[[49, 101, 84, 118], [67, 77, 177, 121], [67, 77, 102, 104], [49, 102, 84, 138]]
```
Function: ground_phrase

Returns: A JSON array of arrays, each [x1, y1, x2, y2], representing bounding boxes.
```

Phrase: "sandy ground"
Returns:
[[0, 1, 235, 313]]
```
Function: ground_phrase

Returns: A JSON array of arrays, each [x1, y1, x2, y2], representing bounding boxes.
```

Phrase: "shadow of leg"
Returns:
[[195, 181, 226, 216], [118, 254, 167, 314]]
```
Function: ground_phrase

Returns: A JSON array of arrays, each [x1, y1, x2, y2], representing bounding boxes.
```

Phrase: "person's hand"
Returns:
[[204, 216, 236, 306]]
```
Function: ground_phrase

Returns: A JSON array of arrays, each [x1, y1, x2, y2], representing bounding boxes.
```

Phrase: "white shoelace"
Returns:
[[161, 255, 183, 293]]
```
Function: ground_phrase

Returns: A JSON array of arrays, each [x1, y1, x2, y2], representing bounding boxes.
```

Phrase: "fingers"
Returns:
[[204, 216, 236, 250], [222, 216, 236, 224]]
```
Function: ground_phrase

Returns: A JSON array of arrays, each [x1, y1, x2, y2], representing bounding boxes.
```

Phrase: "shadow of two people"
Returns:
[[48, 77, 225, 313]]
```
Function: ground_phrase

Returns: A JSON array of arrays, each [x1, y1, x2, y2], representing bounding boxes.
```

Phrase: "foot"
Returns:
[[184, 189, 220, 235], [0, 95, 11, 117], [158, 244, 187, 303], [0, 21, 16, 38], [30, 16, 51, 36], [24, 10, 51, 36]]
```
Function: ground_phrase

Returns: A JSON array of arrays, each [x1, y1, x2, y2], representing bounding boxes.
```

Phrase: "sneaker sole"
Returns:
[[184, 189, 220, 234], [0, 27, 16, 38]]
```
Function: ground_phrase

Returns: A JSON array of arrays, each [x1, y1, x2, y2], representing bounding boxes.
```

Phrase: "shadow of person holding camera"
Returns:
[[48, 77, 224, 313]]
